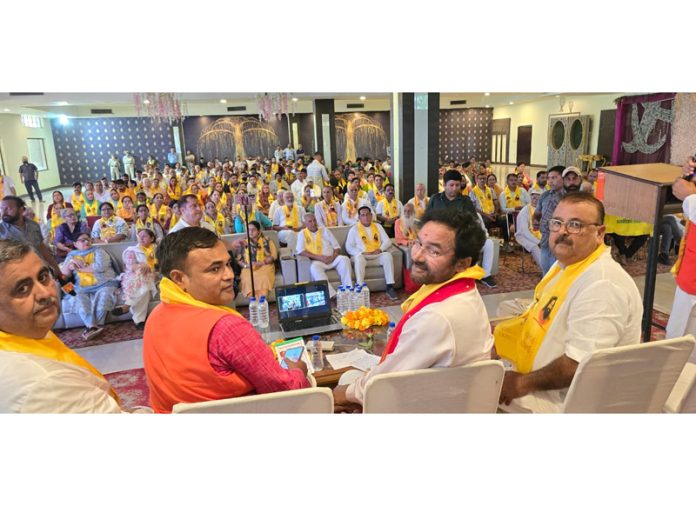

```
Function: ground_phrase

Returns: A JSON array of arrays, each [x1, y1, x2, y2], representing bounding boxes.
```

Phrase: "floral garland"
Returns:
[[341, 307, 389, 331]]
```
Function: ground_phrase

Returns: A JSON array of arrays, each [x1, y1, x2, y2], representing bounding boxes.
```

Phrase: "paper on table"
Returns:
[[326, 349, 381, 371]]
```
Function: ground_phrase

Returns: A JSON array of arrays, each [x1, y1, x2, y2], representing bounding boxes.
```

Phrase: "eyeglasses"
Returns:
[[548, 218, 602, 234], [411, 238, 451, 259]]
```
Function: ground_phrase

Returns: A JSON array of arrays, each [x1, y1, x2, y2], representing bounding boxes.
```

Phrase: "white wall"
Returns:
[[492, 93, 623, 166], [0, 114, 61, 190]]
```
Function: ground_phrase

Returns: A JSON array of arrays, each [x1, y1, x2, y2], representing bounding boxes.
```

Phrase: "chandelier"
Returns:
[[256, 93, 290, 121], [133, 93, 185, 124]]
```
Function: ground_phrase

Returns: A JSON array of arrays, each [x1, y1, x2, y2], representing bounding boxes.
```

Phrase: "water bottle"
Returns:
[[257, 295, 269, 330], [310, 335, 323, 371], [337, 286, 346, 315], [386, 321, 396, 341], [347, 286, 355, 311], [248, 296, 259, 327], [354, 285, 363, 311], [361, 283, 370, 309]]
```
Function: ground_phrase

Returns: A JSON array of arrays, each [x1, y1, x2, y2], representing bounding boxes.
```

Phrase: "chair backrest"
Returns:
[[562, 335, 696, 413], [664, 362, 696, 413], [172, 387, 334, 414], [327, 225, 352, 255], [93, 241, 136, 274], [362, 360, 505, 413]]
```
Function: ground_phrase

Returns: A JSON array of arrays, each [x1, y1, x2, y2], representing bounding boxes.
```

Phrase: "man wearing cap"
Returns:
[[515, 187, 543, 270]]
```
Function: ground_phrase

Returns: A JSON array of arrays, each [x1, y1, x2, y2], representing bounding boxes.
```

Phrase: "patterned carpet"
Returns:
[[104, 368, 150, 411]]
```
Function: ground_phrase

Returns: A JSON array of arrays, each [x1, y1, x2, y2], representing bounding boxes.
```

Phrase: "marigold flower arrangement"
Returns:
[[340, 307, 389, 331]]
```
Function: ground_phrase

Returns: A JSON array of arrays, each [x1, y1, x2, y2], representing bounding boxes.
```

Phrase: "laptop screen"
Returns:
[[275, 281, 332, 321]]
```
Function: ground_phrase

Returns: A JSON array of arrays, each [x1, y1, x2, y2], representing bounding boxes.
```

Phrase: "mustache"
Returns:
[[412, 261, 429, 272], [554, 235, 573, 246], [34, 296, 58, 314], [565, 184, 581, 191]]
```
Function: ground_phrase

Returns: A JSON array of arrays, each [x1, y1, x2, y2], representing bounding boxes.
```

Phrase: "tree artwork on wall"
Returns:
[[197, 117, 279, 161], [335, 113, 388, 162]]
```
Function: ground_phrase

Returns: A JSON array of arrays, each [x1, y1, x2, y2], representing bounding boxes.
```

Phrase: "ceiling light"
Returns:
[[57, 101, 69, 106], [291, 97, 298, 102], [143, 99, 150, 105], [58, 115, 69, 125], [360, 96, 366, 101], [220, 99, 227, 104], [485, 105, 490, 108], [509, 101, 514, 105], [2, 108, 9, 112], [484, 92, 490, 96]]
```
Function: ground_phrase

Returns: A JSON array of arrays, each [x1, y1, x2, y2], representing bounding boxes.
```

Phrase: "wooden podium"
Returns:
[[599, 163, 683, 341]]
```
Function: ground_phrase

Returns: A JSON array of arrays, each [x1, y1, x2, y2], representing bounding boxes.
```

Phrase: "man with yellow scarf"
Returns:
[[470, 172, 509, 246], [314, 186, 343, 228], [295, 213, 353, 298], [333, 207, 494, 410], [341, 180, 373, 226], [375, 184, 403, 238], [494, 193, 642, 413], [0, 239, 125, 412], [514, 188, 543, 270], [143, 227, 310, 413], [406, 183, 429, 221], [272, 191, 306, 248], [345, 206, 399, 301]]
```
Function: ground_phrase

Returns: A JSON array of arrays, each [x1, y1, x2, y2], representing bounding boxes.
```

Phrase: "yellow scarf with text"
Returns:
[[0, 330, 119, 403], [283, 204, 299, 228], [504, 186, 521, 208], [320, 201, 338, 226], [473, 185, 495, 214], [303, 228, 325, 255], [345, 198, 358, 219], [72, 193, 85, 214], [358, 222, 381, 251], [672, 221, 690, 277], [382, 198, 399, 219], [494, 244, 606, 373]]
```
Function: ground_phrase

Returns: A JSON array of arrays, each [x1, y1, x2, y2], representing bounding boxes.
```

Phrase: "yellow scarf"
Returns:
[[72, 252, 98, 287], [382, 198, 399, 219], [672, 221, 690, 277], [373, 188, 386, 204], [504, 186, 521, 208], [528, 205, 542, 240], [136, 217, 155, 233], [400, 219, 417, 240], [170, 213, 179, 229], [159, 277, 242, 317], [149, 204, 169, 224], [167, 185, 182, 201], [413, 195, 429, 219], [473, 185, 495, 214], [604, 215, 653, 236], [205, 213, 226, 236], [51, 210, 64, 230], [0, 329, 119, 403], [345, 198, 358, 219], [319, 201, 338, 226], [401, 266, 486, 313], [283, 204, 299, 228], [532, 182, 549, 193], [72, 193, 85, 214], [494, 244, 606, 373], [301, 195, 314, 209], [140, 244, 156, 271], [303, 228, 325, 255], [358, 222, 381, 251], [245, 236, 267, 264], [83, 199, 99, 217], [99, 216, 118, 239]]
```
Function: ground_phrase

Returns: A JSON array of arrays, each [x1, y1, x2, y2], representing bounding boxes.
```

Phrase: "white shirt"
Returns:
[[499, 186, 531, 214], [168, 217, 216, 235], [306, 160, 330, 186], [0, 352, 123, 413], [341, 197, 373, 226], [90, 216, 129, 239], [295, 227, 341, 256], [513, 248, 643, 411], [346, 288, 494, 404], [314, 200, 343, 228], [407, 195, 429, 217], [375, 198, 403, 220], [1, 175, 17, 196], [290, 179, 307, 202], [272, 204, 306, 228], [93, 189, 111, 204], [345, 221, 392, 256], [514, 204, 540, 248]]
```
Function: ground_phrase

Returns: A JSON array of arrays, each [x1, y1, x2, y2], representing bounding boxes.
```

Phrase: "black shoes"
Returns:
[[658, 253, 672, 266], [480, 276, 497, 288], [385, 286, 399, 301]]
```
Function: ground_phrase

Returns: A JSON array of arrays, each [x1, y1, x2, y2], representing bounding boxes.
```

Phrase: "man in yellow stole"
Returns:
[[345, 205, 399, 301], [494, 193, 642, 413], [333, 208, 494, 410], [0, 240, 124, 413], [143, 227, 309, 413]]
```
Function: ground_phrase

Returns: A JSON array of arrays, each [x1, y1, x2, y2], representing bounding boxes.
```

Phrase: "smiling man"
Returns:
[[0, 239, 124, 413], [494, 192, 642, 413], [143, 227, 310, 413], [333, 207, 494, 411]]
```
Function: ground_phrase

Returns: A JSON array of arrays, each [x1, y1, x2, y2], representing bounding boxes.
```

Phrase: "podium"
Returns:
[[599, 163, 683, 341]]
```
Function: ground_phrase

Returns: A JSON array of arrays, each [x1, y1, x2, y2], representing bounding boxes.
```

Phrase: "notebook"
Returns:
[[274, 280, 343, 339]]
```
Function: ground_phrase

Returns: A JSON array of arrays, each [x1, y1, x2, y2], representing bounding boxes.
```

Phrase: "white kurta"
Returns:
[[306, 160, 330, 187], [273, 204, 306, 248], [340, 197, 373, 226], [168, 217, 217, 235], [515, 204, 542, 269], [345, 222, 395, 285], [345, 288, 494, 404], [314, 200, 343, 228], [295, 227, 353, 293]]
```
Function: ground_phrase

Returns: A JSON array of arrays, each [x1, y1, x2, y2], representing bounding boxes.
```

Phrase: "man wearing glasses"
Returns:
[[333, 207, 494, 411], [494, 192, 642, 413]]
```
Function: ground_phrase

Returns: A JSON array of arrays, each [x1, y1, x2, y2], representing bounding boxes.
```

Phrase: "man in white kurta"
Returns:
[[345, 206, 398, 300], [272, 191, 305, 250], [290, 169, 308, 202], [341, 182, 373, 226], [314, 186, 343, 228], [333, 207, 493, 407], [296, 213, 352, 297], [406, 183, 429, 220], [496, 193, 642, 413], [515, 188, 543, 270]]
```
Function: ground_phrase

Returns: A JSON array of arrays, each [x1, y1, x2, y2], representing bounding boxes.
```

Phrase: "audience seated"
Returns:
[[406, 183, 429, 220], [54, 207, 90, 262], [314, 186, 342, 228], [394, 203, 418, 247], [91, 202, 129, 243], [235, 220, 278, 299], [272, 191, 306, 248], [375, 184, 402, 238], [515, 188, 543, 270]]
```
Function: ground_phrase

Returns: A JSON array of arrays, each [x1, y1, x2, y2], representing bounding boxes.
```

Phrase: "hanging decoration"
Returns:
[[133, 93, 184, 124], [255, 93, 290, 121]]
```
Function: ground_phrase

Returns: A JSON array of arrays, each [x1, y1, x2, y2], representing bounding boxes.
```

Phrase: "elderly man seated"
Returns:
[[515, 187, 543, 270], [341, 180, 372, 226], [494, 192, 642, 413], [272, 190, 306, 249], [295, 213, 352, 297], [345, 206, 399, 301], [333, 208, 494, 410], [168, 194, 217, 235]]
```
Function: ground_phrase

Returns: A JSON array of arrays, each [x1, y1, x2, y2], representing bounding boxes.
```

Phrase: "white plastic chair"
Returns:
[[362, 360, 505, 413], [562, 335, 696, 413], [172, 387, 333, 414], [664, 362, 696, 413]]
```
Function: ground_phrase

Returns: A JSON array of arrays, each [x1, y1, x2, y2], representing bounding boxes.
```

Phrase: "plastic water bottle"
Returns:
[[354, 285, 363, 310], [347, 286, 355, 311], [257, 295, 269, 330], [337, 286, 346, 315], [361, 283, 370, 309], [310, 335, 323, 371], [248, 296, 259, 327], [386, 322, 396, 341]]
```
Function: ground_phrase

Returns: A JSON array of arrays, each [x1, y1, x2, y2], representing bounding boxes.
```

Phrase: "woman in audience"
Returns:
[[233, 195, 272, 233], [149, 192, 171, 228], [81, 188, 100, 218], [54, 207, 90, 262], [256, 182, 273, 216], [204, 200, 227, 236], [117, 195, 136, 223], [235, 220, 278, 299], [60, 233, 121, 340], [301, 184, 316, 213], [46, 190, 73, 221], [112, 228, 159, 330]]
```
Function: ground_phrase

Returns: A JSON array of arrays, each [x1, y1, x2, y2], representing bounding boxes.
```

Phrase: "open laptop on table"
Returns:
[[275, 280, 343, 339]]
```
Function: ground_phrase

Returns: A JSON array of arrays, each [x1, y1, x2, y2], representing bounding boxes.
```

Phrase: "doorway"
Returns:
[[516, 125, 532, 165]]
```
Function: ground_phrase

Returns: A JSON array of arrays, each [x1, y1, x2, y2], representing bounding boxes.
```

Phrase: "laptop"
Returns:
[[275, 280, 344, 339]]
